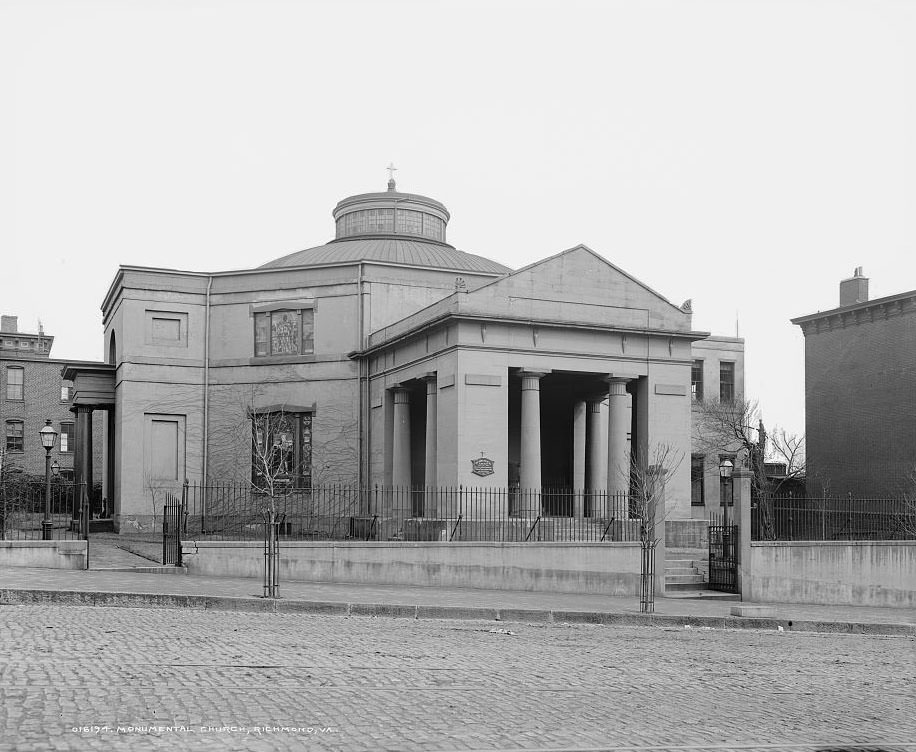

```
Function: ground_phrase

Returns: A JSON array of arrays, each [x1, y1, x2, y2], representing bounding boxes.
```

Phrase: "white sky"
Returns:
[[2, 0, 915, 438]]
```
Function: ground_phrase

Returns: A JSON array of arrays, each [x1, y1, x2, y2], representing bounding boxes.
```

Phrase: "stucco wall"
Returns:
[[746, 541, 916, 607], [0, 540, 87, 569], [183, 540, 644, 595]]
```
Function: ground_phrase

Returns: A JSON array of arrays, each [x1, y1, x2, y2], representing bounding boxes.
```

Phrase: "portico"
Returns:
[[61, 363, 116, 527]]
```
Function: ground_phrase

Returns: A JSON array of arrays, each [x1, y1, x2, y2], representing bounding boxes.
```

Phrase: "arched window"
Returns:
[[108, 332, 117, 365]]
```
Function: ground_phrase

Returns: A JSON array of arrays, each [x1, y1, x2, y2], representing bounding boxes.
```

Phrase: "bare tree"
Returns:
[[627, 444, 683, 613], [693, 397, 804, 539]]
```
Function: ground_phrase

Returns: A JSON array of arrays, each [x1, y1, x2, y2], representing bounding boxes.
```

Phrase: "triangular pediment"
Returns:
[[457, 244, 691, 331]]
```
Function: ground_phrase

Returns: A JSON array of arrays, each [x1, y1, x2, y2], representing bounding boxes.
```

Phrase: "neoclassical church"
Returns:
[[65, 176, 743, 531]]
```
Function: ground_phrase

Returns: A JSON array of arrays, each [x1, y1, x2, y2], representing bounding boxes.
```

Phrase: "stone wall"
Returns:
[[182, 540, 645, 596]]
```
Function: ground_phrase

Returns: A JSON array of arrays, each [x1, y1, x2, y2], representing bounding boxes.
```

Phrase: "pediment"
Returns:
[[458, 245, 691, 331]]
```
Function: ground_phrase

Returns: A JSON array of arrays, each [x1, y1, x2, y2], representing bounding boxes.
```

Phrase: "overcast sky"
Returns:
[[3, 0, 915, 438]]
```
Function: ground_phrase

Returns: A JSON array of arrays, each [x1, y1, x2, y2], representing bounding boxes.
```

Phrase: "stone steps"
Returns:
[[664, 549, 710, 591]]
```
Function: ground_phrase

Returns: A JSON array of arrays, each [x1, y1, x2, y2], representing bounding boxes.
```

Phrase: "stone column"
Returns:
[[519, 371, 548, 493], [587, 400, 607, 517], [606, 377, 631, 502], [391, 387, 412, 489], [73, 406, 94, 521], [735, 466, 753, 598], [423, 375, 437, 516], [572, 400, 586, 518]]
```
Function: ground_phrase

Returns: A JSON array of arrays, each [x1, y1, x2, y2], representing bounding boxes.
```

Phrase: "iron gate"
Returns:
[[708, 523, 738, 593], [162, 501, 182, 566]]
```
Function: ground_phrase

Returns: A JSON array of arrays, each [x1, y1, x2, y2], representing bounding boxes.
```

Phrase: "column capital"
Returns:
[[421, 372, 438, 394], [586, 400, 604, 414], [392, 386, 411, 404], [605, 375, 633, 397], [519, 369, 550, 391]]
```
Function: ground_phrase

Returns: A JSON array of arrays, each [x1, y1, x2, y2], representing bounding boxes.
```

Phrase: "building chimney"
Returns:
[[839, 267, 869, 307], [0, 315, 18, 333]]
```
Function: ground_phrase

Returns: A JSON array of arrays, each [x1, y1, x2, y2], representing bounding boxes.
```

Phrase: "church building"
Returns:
[[65, 176, 744, 532]]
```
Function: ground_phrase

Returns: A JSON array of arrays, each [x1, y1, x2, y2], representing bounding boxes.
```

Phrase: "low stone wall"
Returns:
[[745, 541, 916, 607], [0, 540, 88, 570], [182, 541, 646, 596]]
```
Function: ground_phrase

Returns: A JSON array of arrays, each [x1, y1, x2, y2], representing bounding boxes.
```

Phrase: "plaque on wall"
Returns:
[[471, 455, 495, 477]]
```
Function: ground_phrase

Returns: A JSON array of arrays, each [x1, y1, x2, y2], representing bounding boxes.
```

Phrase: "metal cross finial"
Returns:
[[386, 162, 398, 181]]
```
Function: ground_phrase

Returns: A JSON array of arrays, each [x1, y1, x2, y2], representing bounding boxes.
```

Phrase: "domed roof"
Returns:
[[261, 237, 511, 274], [260, 178, 511, 275]]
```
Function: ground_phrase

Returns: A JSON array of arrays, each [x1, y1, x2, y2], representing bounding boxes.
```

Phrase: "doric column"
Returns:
[[519, 370, 548, 492], [606, 377, 631, 500], [587, 399, 607, 517], [423, 375, 437, 516], [391, 387, 412, 489], [572, 400, 587, 518], [72, 405, 94, 520]]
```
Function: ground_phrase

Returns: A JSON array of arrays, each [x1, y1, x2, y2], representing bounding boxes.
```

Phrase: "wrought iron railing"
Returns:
[[0, 479, 93, 541], [178, 482, 644, 543], [753, 496, 916, 541]]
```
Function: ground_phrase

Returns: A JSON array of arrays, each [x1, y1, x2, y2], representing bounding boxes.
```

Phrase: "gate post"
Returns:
[[734, 467, 752, 597]]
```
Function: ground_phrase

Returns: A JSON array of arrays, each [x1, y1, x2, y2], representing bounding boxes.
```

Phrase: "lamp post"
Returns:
[[718, 457, 734, 527], [39, 420, 58, 541]]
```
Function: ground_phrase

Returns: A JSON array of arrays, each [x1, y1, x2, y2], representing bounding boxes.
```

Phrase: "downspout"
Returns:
[[201, 275, 213, 486], [357, 262, 365, 492]]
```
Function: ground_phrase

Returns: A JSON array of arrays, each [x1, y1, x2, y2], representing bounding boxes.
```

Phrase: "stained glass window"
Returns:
[[252, 412, 312, 489], [254, 309, 315, 357]]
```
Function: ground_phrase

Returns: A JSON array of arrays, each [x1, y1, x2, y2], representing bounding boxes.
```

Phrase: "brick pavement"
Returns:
[[0, 604, 914, 751]]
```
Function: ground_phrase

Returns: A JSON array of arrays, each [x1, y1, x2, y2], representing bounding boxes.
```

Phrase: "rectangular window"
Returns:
[[691, 360, 703, 401], [397, 209, 423, 235], [691, 455, 705, 506], [60, 422, 74, 453], [60, 384, 72, 402], [251, 411, 312, 489], [5, 420, 24, 452], [6, 367, 23, 400], [254, 309, 315, 357], [719, 362, 735, 403]]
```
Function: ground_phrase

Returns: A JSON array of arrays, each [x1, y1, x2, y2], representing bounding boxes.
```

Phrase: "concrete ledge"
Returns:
[[0, 587, 913, 636]]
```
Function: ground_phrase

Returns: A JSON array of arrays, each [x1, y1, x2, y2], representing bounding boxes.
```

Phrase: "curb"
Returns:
[[1, 587, 914, 636]]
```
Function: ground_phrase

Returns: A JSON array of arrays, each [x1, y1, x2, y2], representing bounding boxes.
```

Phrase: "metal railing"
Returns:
[[753, 496, 916, 541], [0, 479, 91, 541], [179, 483, 644, 543]]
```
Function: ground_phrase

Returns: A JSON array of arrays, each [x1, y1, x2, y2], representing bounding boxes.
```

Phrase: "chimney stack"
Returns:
[[0, 315, 18, 333], [839, 267, 869, 307]]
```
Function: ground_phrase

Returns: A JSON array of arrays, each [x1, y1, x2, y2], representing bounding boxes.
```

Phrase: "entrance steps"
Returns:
[[665, 548, 708, 592]]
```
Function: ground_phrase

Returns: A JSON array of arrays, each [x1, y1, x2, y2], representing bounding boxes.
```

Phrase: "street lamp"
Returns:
[[39, 420, 58, 541], [718, 458, 734, 526]]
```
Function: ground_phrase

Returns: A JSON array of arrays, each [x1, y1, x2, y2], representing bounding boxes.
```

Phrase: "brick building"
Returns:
[[791, 269, 916, 497], [0, 315, 102, 481]]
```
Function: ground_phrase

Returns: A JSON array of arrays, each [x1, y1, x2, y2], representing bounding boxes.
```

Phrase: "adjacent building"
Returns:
[[66, 178, 745, 531], [792, 268, 916, 497], [0, 315, 102, 483]]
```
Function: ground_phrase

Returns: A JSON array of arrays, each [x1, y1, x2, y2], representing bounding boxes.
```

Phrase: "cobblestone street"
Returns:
[[0, 605, 913, 751]]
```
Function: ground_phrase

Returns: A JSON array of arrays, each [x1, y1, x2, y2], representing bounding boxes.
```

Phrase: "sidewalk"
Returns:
[[1, 559, 914, 636]]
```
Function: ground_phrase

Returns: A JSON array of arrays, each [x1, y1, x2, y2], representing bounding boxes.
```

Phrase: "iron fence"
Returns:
[[179, 482, 645, 543], [0, 479, 89, 541], [753, 496, 916, 541]]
